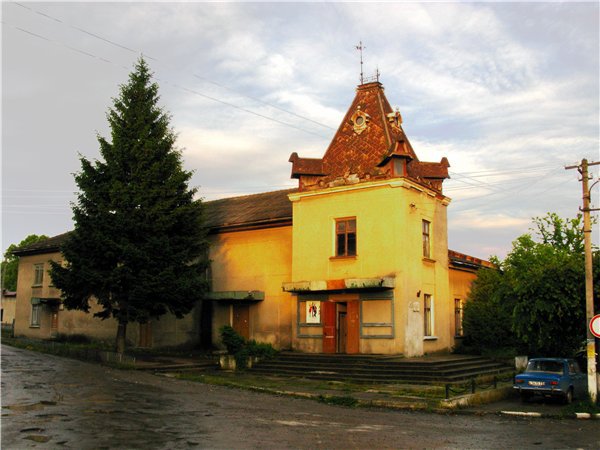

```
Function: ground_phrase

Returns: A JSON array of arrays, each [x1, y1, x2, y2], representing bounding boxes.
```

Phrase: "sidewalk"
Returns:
[[132, 353, 600, 419]]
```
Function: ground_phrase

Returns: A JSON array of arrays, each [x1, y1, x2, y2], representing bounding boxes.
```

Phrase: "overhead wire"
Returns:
[[5, 4, 592, 221], [10, 2, 334, 136]]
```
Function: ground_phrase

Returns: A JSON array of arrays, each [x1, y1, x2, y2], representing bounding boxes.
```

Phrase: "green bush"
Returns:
[[219, 326, 277, 369], [219, 325, 246, 355], [247, 340, 277, 359], [53, 333, 92, 344]]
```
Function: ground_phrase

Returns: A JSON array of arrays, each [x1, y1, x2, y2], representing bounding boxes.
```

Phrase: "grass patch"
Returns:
[[560, 399, 600, 417], [317, 395, 358, 407]]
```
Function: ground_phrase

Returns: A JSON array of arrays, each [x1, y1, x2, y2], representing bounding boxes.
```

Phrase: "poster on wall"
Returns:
[[306, 301, 321, 324]]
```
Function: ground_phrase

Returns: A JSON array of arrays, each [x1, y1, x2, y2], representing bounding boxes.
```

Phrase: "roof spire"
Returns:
[[355, 41, 365, 85]]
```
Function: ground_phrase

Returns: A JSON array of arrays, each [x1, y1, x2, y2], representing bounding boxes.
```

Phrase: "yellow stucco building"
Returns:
[[13, 81, 491, 355]]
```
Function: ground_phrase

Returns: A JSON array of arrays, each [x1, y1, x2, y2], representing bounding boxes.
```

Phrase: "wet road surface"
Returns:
[[2, 345, 599, 449]]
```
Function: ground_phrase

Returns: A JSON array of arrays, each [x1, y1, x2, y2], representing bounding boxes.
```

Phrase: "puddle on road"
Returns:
[[20, 427, 45, 433], [7, 402, 45, 412], [23, 434, 51, 443]]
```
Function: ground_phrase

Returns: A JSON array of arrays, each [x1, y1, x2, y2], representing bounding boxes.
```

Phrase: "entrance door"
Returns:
[[322, 302, 336, 353], [346, 300, 360, 354], [233, 304, 250, 339], [139, 322, 152, 348], [51, 306, 59, 337], [338, 312, 347, 353]]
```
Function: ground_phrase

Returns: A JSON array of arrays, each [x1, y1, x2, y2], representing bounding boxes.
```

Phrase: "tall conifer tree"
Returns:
[[51, 58, 208, 352]]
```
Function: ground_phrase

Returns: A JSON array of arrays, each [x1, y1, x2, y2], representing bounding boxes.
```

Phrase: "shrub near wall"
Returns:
[[219, 325, 277, 369]]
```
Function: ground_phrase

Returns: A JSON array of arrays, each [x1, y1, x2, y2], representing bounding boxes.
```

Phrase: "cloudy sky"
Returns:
[[2, 1, 599, 260]]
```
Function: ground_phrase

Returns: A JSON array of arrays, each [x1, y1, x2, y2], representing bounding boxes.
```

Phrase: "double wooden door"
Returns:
[[322, 300, 359, 354]]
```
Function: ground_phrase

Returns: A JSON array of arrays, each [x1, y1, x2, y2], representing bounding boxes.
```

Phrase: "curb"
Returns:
[[500, 411, 600, 420]]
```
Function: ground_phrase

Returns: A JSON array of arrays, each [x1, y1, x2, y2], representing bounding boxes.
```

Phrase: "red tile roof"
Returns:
[[289, 81, 450, 192]]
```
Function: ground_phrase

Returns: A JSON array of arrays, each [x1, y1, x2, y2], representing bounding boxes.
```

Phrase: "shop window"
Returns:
[[335, 218, 356, 257], [299, 300, 321, 325]]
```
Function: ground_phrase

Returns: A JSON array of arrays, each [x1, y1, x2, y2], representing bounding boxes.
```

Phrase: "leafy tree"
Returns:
[[532, 213, 584, 254], [461, 213, 599, 357], [50, 58, 209, 353], [460, 261, 519, 356], [507, 234, 586, 355], [1, 235, 49, 291]]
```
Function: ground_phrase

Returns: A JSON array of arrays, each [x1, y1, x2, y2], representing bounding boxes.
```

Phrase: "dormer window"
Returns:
[[392, 157, 406, 177]]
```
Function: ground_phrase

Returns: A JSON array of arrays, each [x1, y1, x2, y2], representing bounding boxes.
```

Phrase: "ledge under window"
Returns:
[[329, 255, 358, 261], [422, 257, 436, 264], [424, 336, 438, 341]]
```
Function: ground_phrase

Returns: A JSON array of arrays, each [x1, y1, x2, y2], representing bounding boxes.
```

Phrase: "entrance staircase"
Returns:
[[249, 352, 513, 384]]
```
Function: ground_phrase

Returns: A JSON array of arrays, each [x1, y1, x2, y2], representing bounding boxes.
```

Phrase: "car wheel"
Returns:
[[564, 388, 573, 405]]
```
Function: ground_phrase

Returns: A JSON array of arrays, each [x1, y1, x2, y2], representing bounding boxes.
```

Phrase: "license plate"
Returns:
[[528, 381, 544, 386]]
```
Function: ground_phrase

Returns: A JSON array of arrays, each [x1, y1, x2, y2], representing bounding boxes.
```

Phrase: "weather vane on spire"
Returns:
[[355, 41, 365, 85]]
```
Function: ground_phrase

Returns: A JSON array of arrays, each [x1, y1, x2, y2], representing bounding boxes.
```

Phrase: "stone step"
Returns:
[[249, 353, 513, 383]]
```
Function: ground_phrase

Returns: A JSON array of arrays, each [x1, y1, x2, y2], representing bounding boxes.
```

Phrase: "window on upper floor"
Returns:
[[335, 218, 357, 257], [422, 220, 431, 259], [33, 263, 44, 286]]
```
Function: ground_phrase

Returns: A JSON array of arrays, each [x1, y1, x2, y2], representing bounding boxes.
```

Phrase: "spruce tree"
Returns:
[[50, 58, 208, 353]]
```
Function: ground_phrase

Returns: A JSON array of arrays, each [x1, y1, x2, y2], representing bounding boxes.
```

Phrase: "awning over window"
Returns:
[[282, 276, 395, 294], [204, 291, 264, 302], [31, 297, 61, 305]]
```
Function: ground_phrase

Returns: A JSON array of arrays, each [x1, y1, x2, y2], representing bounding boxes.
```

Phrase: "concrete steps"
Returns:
[[250, 352, 512, 384]]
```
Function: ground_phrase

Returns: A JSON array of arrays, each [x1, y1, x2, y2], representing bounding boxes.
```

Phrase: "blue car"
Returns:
[[514, 358, 587, 404]]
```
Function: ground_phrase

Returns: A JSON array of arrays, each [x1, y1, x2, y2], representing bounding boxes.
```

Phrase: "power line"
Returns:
[[10, 2, 334, 133]]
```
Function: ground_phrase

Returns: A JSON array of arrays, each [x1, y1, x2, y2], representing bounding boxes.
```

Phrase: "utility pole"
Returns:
[[566, 158, 599, 403]]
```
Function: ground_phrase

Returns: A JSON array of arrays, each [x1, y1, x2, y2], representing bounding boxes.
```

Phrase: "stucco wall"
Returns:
[[13, 252, 199, 347], [289, 180, 452, 356], [1, 296, 16, 325], [449, 266, 480, 345], [209, 226, 294, 349]]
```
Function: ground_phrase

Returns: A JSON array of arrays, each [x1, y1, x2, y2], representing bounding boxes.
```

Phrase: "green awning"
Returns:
[[204, 291, 264, 302]]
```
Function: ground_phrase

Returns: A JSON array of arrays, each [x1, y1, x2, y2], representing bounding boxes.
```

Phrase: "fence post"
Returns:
[[445, 384, 450, 400], [471, 378, 476, 394], [493, 376, 497, 389]]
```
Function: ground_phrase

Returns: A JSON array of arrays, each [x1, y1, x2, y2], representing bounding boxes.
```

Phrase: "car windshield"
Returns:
[[526, 360, 564, 375]]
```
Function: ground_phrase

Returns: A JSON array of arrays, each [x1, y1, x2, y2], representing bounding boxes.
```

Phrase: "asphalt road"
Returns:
[[2, 345, 599, 449]]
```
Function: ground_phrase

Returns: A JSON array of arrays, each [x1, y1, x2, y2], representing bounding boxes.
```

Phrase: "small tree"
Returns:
[[50, 58, 209, 353], [1, 235, 49, 291], [462, 213, 598, 358]]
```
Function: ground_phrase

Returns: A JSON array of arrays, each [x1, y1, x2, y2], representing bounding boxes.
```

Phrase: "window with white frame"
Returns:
[[424, 294, 434, 337], [31, 303, 41, 327]]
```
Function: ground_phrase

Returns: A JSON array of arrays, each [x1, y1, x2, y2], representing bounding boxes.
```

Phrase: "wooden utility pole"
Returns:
[[566, 158, 599, 403]]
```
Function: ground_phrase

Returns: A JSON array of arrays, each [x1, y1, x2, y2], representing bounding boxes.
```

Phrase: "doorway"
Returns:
[[322, 298, 360, 354], [232, 303, 250, 339], [50, 306, 59, 338], [139, 322, 152, 348], [338, 310, 347, 353]]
